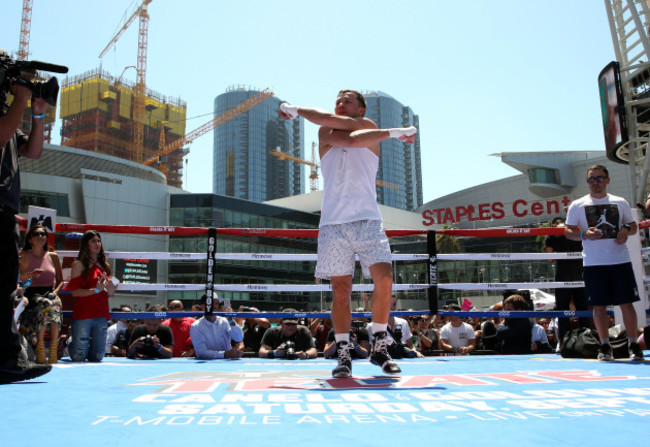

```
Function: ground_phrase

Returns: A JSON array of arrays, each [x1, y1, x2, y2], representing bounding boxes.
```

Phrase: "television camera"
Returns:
[[0, 50, 68, 107]]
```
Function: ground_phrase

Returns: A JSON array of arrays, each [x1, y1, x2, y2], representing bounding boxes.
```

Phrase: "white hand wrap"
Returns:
[[280, 103, 299, 119], [388, 126, 417, 139]]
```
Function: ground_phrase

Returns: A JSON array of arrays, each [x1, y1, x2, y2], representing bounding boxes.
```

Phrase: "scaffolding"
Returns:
[[59, 68, 187, 187]]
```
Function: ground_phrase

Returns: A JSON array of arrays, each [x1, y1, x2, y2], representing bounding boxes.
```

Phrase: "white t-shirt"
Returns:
[[565, 193, 633, 266], [439, 321, 475, 349]]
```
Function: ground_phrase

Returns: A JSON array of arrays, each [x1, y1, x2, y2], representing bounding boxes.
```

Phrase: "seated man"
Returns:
[[162, 300, 194, 357], [190, 296, 244, 360], [258, 309, 317, 359], [110, 317, 139, 357], [439, 304, 476, 356], [496, 294, 532, 355], [127, 305, 173, 359], [105, 305, 132, 355]]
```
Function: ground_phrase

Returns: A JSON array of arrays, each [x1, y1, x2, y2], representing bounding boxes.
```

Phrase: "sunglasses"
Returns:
[[33, 232, 48, 237], [586, 176, 607, 184]]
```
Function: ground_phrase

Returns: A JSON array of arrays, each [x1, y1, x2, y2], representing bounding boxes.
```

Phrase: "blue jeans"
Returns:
[[70, 318, 108, 362]]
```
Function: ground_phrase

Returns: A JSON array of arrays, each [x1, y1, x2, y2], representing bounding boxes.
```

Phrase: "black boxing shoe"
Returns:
[[0, 356, 52, 385], [332, 341, 352, 378], [370, 331, 401, 375]]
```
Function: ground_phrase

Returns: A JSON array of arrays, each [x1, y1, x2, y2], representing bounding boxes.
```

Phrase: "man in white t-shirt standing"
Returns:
[[565, 164, 643, 361], [279, 90, 417, 377], [439, 304, 476, 356]]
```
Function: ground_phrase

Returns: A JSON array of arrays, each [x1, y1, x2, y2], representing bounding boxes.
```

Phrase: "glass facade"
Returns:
[[364, 91, 422, 211], [168, 193, 321, 310], [20, 189, 70, 217], [213, 88, 304, 202]]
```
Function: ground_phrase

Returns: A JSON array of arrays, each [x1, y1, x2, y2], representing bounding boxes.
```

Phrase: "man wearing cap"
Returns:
[[190, 296, 244, 360], [258, 309, 317, 359]]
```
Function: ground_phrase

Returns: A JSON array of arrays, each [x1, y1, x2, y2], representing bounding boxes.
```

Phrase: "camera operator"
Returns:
[[258, 309, 317, 360], [127, 305, 173, 359], [0, 52, 51, 383]]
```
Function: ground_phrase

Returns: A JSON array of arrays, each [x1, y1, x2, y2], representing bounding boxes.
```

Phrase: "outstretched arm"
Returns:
[[280, 103, 366, 131]]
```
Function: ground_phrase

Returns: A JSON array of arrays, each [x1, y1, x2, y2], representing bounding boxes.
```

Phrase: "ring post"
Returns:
[[205, 227, 217, 316], [427, 230, 438, 315]]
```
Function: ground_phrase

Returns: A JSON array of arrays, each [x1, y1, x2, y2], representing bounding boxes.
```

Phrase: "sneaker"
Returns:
[[332, 341, 352, 378], [0, 357, 52, 385], [597, 343, 613, 361], [629, 342, 645, 361], [370, 331, 401, 375]]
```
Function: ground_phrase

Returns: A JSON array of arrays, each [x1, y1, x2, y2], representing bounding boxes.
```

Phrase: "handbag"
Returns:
[[561, 327, 600, 359]]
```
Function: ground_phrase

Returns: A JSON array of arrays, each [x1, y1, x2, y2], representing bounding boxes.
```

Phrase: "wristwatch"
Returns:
[[622, 224, 632, 231]]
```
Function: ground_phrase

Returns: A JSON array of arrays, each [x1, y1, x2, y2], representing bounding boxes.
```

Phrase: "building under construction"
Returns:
[[59, 68, 187, 187]]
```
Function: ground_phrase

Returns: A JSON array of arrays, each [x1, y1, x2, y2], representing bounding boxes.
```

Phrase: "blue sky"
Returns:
[[1, 0, 615, 204]]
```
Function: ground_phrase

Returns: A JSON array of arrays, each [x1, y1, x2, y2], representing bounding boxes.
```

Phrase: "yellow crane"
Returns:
[[99, 0, 153, 163], [271, 144, 399, 192], [143, 89, 275, 175]]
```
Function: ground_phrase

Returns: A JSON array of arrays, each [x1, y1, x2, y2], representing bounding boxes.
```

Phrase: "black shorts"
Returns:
[[583, 262, 640, 307]]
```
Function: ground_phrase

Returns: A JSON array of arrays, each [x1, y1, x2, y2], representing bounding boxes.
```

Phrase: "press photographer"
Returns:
[[0, 49, 67, 383], [127, 305, 173, 359], [258, 309, 317, 360]]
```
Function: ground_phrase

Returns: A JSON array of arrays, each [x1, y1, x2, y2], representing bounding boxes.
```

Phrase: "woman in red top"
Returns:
[[66, 231, 117, 362], [19, 225, 64, 364]]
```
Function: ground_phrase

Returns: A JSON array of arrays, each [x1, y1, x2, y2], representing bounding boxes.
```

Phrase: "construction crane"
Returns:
[[270, 144, 399, 192], [143, 89, 275, 174], [99, 0, 153, 163], [17, 0, 33, 60], [271, 142, 320, 192]]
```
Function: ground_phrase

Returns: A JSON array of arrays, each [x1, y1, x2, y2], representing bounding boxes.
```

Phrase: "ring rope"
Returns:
[[61, 309, 598, 320], [53, 251, 583, 262]]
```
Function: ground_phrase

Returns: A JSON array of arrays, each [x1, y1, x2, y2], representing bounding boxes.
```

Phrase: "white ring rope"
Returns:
[[112, 283, 429, 292], [56, 250, 582, 262]]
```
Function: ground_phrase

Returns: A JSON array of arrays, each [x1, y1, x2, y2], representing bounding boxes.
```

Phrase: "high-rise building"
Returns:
[[364, 91, 422, 211], [213, 87, 304, 202]]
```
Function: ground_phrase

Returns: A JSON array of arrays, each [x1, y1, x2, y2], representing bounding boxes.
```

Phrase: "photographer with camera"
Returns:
[[127, 305, 173, 359], [190, 296, 244, 360], [258, 309, 317, 360], [0, 49, 55, 382]]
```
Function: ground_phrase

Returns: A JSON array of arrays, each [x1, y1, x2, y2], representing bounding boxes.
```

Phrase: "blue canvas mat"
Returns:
[[2, 355, 649, 446]]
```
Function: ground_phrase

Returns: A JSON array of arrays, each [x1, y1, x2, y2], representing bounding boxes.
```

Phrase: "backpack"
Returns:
[[561, 327, 600, 359]]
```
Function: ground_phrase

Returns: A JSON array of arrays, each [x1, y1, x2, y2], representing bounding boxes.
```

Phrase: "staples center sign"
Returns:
[[421, 196, 572, 226]]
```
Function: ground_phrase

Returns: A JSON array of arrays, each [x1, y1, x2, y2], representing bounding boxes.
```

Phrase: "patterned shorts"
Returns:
[[315, 220, 392, 280]]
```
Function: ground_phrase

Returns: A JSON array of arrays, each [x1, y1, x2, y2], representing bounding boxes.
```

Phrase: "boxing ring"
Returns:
[[5, 219, 650, 446]]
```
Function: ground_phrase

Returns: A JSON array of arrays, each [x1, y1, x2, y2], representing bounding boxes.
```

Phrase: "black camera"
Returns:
[[0, 51, 68, 106], [283, 341, 297, 360], [139, 334, 154, 346]]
